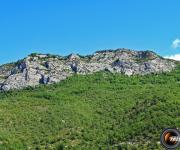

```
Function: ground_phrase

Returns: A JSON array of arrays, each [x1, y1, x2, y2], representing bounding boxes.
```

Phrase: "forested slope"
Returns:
[[0, 64, 179, 150]]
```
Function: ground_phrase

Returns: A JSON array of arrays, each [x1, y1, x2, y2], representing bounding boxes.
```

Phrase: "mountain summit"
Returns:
[[0, 49, 176, 91]]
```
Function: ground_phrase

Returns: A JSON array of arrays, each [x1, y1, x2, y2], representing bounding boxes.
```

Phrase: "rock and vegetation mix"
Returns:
[[0, 49, 175, 91], [0, 63, 179, 149]]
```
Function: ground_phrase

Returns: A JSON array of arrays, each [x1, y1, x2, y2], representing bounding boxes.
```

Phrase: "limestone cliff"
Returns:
[[0, 49, 176, 91]]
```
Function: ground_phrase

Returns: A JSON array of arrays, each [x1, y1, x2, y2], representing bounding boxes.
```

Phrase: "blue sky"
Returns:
[[0, 0, 180, 64]]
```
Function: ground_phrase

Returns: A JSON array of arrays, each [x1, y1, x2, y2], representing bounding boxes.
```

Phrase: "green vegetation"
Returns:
[[0, 62, 16, 72], [0, 76, 7, 80], [0, 65, 179, 150], [133, 57, 154, 63], [28, 53, 63, 62]]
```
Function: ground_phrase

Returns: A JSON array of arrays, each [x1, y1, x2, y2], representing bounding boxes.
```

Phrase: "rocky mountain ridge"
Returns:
[[0, 48, 176, 91]]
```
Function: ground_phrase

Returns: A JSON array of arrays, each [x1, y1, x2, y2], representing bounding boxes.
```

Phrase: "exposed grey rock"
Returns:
[[0, 49, 177, 91]]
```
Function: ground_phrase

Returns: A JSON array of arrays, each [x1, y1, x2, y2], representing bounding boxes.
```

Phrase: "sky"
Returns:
[[0, 0, 180, 64]]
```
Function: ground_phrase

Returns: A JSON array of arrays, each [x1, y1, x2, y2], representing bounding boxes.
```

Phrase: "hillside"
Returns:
[[0, 63, 179, 149], [0, 49, 176, 91]]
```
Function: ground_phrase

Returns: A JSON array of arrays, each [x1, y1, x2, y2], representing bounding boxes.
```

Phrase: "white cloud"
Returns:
[[164, 54, 180, 61], [172, 38, 180, 49]]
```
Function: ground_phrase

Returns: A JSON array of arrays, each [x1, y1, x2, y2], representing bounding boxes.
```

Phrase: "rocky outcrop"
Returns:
[[0, 49, 176, 91]]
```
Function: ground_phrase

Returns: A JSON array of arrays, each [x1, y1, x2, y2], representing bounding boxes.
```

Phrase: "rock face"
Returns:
[[0, 49, 176, 91]]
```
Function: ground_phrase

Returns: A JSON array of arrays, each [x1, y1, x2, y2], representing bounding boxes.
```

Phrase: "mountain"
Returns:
[[0, 65, 179, 149], [0, 49, 176, 91], [0, 49, 179, 149]]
